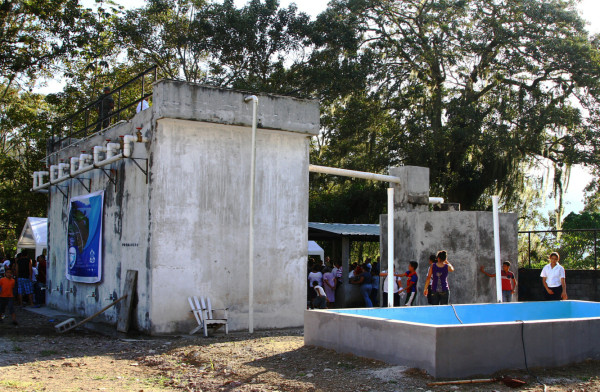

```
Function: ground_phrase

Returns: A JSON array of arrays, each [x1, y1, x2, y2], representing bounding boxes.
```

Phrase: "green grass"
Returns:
[[11, 345, 22, 352], [39, 349, 58, 357]]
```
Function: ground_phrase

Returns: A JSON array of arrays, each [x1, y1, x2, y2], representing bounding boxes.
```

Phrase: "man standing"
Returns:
[[96, 86, 115, 131], [541, 252, 567, 301], [15, 253, 34, 307]]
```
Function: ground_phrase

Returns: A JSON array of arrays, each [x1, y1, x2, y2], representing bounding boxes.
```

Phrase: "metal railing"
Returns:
[[519, 229, 599, 270], [49, 65, 158, 155]]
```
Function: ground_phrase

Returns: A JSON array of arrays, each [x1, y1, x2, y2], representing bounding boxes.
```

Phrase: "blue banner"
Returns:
[[66, 190, 104, 283]]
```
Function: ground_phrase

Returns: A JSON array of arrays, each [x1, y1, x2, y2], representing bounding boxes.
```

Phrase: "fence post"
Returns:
[[595, 230, 597, 270], [528, 232, 531, 268]]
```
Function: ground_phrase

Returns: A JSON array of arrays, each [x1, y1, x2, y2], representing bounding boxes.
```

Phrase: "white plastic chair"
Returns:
[[188, 296, 229, 337]]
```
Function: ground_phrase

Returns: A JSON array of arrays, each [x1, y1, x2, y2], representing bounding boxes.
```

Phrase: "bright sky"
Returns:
[[70, 0, 600, 216]]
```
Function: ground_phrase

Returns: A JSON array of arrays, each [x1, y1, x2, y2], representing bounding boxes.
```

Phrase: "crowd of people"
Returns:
[[0, 253, 47, 325], [308, 250, 568, 309]]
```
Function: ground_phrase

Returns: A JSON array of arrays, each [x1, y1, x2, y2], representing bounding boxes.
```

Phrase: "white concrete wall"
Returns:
[[148, 119, 309, 333], [381, 210, 518, 304], [45, 80, 318, 334], [46, 116, 154, 332]]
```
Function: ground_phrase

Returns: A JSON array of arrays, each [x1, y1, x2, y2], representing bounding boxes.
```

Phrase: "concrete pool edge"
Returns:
[[304, 302, 600, 378]]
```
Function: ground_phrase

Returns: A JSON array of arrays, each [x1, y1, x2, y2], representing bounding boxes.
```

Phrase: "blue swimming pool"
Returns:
[[306, 300, 600, 377], [329, 300, 600, 326]]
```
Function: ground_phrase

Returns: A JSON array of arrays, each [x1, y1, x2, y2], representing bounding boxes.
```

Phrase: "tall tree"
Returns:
[[311, 0, 600, 214]]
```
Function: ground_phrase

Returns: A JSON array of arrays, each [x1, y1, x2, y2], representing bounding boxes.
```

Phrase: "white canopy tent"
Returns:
[[308, 240, 324, 262], [17, 217, 47, 257]]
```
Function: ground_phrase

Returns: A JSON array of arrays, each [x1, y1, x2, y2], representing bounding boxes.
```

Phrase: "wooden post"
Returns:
[[117, 270, 138, 333]]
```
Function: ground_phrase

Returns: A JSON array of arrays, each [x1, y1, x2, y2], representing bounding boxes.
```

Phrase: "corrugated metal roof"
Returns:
[[308, 222, 380, 237]]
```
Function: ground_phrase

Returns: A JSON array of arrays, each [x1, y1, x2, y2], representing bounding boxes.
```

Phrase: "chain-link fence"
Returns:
[[519, 229, 599, 270]]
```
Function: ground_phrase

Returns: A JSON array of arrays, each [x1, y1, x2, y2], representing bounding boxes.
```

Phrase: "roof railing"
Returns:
[[48, 65, 158, 158]]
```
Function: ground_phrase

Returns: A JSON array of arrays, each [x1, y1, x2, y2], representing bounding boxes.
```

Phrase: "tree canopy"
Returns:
[[1, 0, 600, 255]]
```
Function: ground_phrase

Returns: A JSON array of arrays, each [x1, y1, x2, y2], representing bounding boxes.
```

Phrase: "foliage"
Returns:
[[0, 0, 102, 92], [310, 0, 600, 218], [0, 87, 51, 256]]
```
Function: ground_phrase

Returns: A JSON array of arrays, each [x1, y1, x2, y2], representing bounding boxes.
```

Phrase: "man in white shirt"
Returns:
[[311, 281, 327, 309], [540, 252, 567, 301]]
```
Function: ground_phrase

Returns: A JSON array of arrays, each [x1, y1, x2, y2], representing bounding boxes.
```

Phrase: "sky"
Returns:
[[72, 0, 600, 217]]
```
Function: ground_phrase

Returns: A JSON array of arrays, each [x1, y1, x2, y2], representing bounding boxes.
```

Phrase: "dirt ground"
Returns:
[[0, 307, 599, 392]]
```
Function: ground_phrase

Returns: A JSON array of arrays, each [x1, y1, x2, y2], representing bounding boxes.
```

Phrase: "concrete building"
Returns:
[[380, 166, 519, 304], [44, 80, 319, 334]]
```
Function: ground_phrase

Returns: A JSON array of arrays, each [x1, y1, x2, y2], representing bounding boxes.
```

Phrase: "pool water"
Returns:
[[331, 301, 600, 326]]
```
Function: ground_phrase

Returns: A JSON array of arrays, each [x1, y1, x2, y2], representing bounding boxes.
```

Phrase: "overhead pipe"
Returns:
[[309, 164, 402, 184]]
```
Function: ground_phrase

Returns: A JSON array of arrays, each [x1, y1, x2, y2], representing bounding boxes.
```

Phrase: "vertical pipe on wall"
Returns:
[[528, 232, 531, 268], [387, 188, 394, 307], [492, 196, 502, 303], [245, 95, 258, 333]]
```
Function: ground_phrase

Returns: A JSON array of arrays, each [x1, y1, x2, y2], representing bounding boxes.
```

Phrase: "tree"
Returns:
[[311, 0, 600, 215], [0, 0, 101, 95], [558, 211, 600, 269], [0, 88, 50, 255]]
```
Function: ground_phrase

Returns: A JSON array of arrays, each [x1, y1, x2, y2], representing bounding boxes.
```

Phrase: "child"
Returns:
[[379, 268, 400, 307], [424, 250, 455, 305], [397, 261, 419, 306], [311, 281, 328, 309], [0, 269, 18, 325], [480, 261, 518, 302]]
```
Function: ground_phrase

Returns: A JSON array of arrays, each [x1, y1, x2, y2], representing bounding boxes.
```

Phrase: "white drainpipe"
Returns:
[[492, 196, 502, 302], [244, 94, 258, 334], [56, 162, 71, 183], [49, 165, 60, 184], [93, 145, 106, 165], [32, 171, 51, 192], [35, 134, 146, 190], [123, 135, 137, 157], [69, 157, 80, 176]]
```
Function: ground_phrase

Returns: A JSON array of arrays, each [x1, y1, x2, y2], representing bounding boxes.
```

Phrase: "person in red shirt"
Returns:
[[480, 261, 518, 302], [0, 268, 18, 325]]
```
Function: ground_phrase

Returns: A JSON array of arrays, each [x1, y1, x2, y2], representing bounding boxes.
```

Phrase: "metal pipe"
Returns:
[[244, 95, 258, 334], [33, 171, 50, 191], [492, 196, 502, 303], [387, 188, 394, 307], [428, 197, 444, 204], [309, 164, 401, 184]]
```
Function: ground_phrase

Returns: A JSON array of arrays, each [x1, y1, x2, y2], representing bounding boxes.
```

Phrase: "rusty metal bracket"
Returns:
[[54, 184, 69, 198], [74, 177, 91, 193], [128, 157, 148, 184]]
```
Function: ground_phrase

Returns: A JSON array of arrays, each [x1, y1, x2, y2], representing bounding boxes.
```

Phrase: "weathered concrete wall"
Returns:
[[381, 211, 518, 304], [46, 114, 154, 332], [519, 268, 600, 301], [379, 166, 518, 305], [148, 119, 310, 333], [46, 80, 318, 334], [153, 80, 319, 135]]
